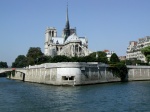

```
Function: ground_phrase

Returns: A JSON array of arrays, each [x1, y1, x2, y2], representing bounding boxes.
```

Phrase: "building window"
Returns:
[[69, 76, 74, 80], [62, 76, 68, 80], [62, 76, 75, 80], [52, 31, 54, 37]]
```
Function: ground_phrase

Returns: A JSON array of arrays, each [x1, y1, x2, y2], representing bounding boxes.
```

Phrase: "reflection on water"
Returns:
[[0, 78, 150, 112]]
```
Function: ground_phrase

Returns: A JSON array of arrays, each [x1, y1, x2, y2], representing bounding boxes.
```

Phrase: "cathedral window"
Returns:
[[52, 31, 54, 37], [56, 47, 58, 51], [49, 31, 51, 36]]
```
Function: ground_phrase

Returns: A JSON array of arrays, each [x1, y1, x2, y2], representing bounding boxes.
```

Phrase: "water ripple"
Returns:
[[0, 78, 150, 112]]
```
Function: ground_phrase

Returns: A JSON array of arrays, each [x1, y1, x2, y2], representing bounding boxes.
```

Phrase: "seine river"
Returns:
[[0, 78, 150, 112]]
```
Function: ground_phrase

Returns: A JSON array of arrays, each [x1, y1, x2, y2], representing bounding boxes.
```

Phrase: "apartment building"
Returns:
[[126, 36, 150, 62]]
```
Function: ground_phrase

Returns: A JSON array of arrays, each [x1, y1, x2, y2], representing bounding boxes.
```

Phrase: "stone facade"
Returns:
[[126, 36, 150, 62], [103, 50, 115, 61]]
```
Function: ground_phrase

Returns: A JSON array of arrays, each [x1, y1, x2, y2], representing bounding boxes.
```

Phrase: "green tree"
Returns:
[[109, 53, 128, 81], [51, 55, 71, 63], [26, 47, 43, 59], [110, 53, 120, 63], [37, 55, 52, 64], [12, 55, 27, 68], [146, 55, 150, 63], [109, 63, 128, 81], [125, 60, 132, 65], [141, 46, 150, 63], [89, 52, 96, 58], [97, 51, 108, 63], [88, 51, 108, 63], [26, 57, 35, 65], [80, 55, 96, 62], [70, 56, 80, 62], [26, 47, 43, 65], [0, 61, 8, 77], [125, 59, 143, 65], [0, 61, 8, 68]]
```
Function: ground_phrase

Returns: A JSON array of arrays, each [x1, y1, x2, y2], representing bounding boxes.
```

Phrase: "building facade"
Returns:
[[103, 50, 115, 61], [44, 6, 92, 57], [126, 36, 150, 62]]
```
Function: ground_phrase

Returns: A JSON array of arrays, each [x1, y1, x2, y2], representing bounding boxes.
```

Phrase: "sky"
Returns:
[[1, 0, 150, 66]]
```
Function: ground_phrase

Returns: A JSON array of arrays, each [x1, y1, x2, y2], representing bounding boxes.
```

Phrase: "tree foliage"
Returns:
[[26, 47, 43, 59], [12, 47, 44, 67], [141, 46, 150, 63], [141, 46, 150, 56], [51, 55, 71, 63], [36, 55, 52, 64], [89, 51, 108, 63], [0, 61, 8, 77], [110, 53, 120, 63], [109, 53, 127, 81], [12, 55, 28, 68], [26, 47, 43, 65], [79, 55, 96, 62], [109, 63, 128, 81], [12, 49, 110, 67], [0, 61, 8, 68], [125, 59, 147, 65]]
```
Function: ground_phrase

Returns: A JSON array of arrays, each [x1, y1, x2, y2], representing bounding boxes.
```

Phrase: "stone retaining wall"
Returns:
[[127, 66, 150, 81], [11, 62, 120, 86], [10, 64, 150, 86]]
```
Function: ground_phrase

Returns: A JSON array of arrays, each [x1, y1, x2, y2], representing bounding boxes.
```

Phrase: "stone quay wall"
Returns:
[[11, 62, 120, 86], [127, 66, 150, 81], [10, 72, 25, 81], [10, 63, 150, 86]]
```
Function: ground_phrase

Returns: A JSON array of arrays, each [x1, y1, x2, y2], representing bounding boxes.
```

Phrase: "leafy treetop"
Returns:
[[141, 46, 150, 63], [12, 55, 27, 68], [110, 53, 120, 63], [0, 61, 8, 68], [26, 47, 43, 59]]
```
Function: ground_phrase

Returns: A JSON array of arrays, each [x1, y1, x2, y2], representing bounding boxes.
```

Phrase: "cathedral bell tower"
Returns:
[[44, 27, 57, 55]]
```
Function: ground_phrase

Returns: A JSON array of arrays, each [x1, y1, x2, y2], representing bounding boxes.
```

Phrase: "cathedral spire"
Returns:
[[65, 1, 70, 29], [64, 1, 70, 42]]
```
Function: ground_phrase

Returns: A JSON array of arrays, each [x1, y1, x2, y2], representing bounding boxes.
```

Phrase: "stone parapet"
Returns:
[[28, 62, 108, 69]]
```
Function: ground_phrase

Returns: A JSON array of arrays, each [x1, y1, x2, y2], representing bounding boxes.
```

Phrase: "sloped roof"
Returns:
[[79, 37, 87, 45], [52, 37, 64, 44], [65, 33, 79, 43]]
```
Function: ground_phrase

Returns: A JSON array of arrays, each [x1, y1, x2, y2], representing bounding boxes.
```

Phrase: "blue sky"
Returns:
[[1, 0, 150, 66]]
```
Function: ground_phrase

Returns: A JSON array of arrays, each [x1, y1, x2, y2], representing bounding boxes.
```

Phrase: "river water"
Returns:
[[0, 78, 150, 112]]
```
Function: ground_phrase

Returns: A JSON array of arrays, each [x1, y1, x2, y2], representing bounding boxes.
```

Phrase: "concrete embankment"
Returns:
[[9, 62, 120, 86], [8, 63, 150, 86], [127, 65, 150, 81]]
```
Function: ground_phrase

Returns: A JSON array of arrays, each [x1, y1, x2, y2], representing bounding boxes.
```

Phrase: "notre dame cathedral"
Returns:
[[44, 6, 92, 57]]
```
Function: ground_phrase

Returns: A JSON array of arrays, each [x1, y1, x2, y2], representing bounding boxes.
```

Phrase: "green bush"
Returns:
[[109, 63, 128, 81]]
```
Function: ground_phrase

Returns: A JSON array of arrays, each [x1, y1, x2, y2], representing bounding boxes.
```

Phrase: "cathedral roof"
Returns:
[[79, 37, 88, 45], [52, 37, 64, 44], [64, 33, 80, 43]]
